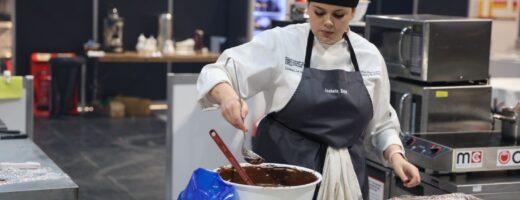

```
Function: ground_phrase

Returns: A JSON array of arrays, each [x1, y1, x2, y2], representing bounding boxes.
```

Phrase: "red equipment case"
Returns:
[[31, 52, 79, 117]]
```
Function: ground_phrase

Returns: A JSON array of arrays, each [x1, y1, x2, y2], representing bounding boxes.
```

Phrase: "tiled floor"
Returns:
[[33, 114, 166, 200]]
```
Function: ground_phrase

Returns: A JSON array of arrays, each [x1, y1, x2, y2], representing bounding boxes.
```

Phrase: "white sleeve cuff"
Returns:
[[197, 68, 232, 110], [373, 129, 404, 166]]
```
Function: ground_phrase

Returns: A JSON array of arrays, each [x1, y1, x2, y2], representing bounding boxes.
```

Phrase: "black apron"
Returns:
[[252, 31, 374, 199]]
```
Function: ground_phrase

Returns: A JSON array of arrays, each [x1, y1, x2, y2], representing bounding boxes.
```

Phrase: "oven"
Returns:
[[365, 14, 491, 83], [390, 79, 493, 134]]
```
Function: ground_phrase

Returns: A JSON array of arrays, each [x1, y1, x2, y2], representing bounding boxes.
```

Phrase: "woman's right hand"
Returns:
[[210, 82, 249, 132], [220, 97, 249, 133]]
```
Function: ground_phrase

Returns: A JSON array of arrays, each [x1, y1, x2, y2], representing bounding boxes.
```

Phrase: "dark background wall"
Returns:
[[15, 0, 249, 100], [366, 0, 414, 15], [366, 0, 469, 16], [15, 0, 91, 75], [418, 0, 469, 16]]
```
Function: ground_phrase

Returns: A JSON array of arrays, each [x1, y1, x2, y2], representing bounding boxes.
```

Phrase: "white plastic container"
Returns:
[[352, 1, 370, 22], [217, 163, 322, 200]]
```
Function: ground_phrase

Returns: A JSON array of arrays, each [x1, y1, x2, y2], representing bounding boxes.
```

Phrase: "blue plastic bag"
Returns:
[[178, 168, 237, 200]]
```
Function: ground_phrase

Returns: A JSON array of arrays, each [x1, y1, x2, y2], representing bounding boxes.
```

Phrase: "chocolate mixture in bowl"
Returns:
[[218, 164, 318, 187]]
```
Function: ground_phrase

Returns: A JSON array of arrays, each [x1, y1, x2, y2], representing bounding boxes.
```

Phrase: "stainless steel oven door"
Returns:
[[390, 80, 493, 134], [367, 24, 423, 80]]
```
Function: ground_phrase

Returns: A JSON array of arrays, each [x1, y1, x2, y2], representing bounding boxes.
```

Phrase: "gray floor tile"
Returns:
[[34, 115, 166, 200]]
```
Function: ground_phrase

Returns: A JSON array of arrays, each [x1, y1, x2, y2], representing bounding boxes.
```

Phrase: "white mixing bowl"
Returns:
[[216, 163, 322, 200]]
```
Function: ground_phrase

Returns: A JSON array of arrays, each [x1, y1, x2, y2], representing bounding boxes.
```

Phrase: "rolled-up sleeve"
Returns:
[[197, 28, 284, 110], [197, 62, 232, 109]]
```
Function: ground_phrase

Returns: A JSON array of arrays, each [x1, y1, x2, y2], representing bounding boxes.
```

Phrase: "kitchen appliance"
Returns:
[[365, 14, 520, 200], [103, 8, 124, 53], [401, 131, 520, 173], [390, 79, 493, 134], [366, 132, 520, 200], [365, 14, 491, 83], [395, 130, 520, 198]]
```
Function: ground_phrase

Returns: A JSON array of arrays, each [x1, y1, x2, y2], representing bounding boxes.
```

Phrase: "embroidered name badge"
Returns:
[[324, 88, 348, 94], [284, 57, 303, 73]]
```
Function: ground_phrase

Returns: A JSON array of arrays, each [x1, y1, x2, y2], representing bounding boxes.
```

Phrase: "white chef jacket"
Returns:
[[197, 23, 403, 164]]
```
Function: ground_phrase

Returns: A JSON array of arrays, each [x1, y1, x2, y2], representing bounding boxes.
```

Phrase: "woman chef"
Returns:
[[197, 0, 421, 199]]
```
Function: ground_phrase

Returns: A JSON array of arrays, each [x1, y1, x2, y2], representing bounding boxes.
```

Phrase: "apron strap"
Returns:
[[344, 33, 360, 72], [304, 31, 314, 69], [303, 31, 360, 72]]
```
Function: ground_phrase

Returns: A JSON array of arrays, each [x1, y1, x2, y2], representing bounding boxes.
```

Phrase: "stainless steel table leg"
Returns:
[[167, 62, 172, 73], [92, 59, 100, 105], [80, 62, 86, 112]]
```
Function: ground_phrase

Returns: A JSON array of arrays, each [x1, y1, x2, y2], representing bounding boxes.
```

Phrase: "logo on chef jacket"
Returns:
[[454, 150, 483, 169], [497, 149, 520, 167], [284, 57, 304, 73]]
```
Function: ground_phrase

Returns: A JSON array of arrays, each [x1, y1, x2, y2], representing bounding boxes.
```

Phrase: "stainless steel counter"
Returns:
[[0, 139, 78, 199]]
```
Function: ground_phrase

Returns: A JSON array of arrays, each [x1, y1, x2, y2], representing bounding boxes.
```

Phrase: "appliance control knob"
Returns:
[[429, 145, 442, 154], [405, 137, 416, 146]]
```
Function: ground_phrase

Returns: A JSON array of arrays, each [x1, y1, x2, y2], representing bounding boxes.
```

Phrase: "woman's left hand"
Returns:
[[390, 155, 421, 188]]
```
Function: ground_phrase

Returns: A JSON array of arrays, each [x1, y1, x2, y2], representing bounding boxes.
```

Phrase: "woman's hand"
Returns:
[[220, 97, 249, 132], [390, 155, 421, 188], [384, 145, 420, 188], [210, 82, 249, 132]]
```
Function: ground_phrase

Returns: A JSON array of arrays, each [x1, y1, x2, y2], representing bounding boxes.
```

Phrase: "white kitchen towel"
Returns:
[[317, 147, 363, 200]]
